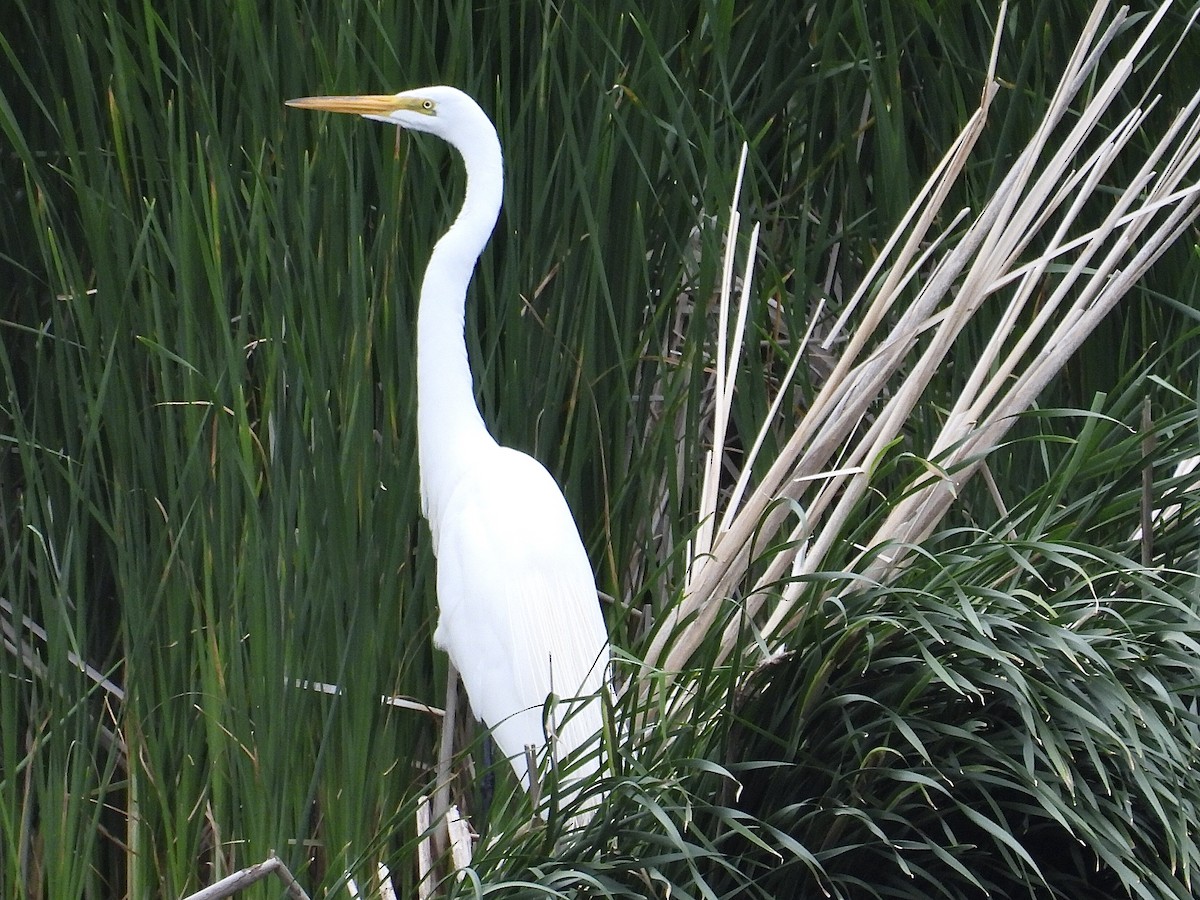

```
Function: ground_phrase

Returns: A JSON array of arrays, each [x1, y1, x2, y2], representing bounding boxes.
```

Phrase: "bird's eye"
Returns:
[[422, 100, 434, 112]]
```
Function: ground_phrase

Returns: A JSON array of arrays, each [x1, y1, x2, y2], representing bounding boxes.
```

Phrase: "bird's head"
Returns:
[[286, 85, 481, 143]]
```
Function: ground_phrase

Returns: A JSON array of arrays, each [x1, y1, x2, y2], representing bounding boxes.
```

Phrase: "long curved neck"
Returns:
[[416, 112, 503, 532]]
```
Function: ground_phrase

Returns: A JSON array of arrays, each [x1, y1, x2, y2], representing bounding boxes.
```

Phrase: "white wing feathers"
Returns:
[[432, 446, 610, 792]]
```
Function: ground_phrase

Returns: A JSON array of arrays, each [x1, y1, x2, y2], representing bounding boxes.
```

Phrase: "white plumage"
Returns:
[[286, 86, 610, 803], [434, 447, 609, 788]]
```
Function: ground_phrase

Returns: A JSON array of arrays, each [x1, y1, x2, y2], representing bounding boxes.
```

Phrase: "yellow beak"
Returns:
[[285, 95, 408, 116]]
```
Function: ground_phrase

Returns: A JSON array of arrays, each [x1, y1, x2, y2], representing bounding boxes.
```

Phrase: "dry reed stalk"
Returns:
[[645, 0, 1200, 674]]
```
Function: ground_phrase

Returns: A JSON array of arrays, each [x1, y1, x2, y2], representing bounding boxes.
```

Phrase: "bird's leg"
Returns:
[[480, 735, 495, 820], [523, 744, 541, 813], [433, 662, 459, 858]]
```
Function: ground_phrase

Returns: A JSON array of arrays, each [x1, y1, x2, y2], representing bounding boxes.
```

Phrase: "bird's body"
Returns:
[[433, 447, 608, 789], [287, 87, 609, 800]]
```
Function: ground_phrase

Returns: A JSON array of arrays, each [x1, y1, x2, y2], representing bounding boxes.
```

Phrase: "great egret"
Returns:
[[286, 87, 610, 809]]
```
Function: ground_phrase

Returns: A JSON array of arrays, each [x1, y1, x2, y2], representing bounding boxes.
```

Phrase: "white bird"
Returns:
[[286, 87, 610, 808]]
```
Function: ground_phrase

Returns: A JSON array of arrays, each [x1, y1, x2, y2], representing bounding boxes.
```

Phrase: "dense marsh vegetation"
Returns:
[[2, 1, 1200, 896]]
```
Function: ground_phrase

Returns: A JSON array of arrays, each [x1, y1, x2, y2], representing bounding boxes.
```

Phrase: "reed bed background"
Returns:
[[2, 1, 1200, 897]]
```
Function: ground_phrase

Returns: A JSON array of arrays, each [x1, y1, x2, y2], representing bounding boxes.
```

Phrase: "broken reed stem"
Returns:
[[416, 796, 435, 900], [179, 854, 309, 900]]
